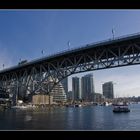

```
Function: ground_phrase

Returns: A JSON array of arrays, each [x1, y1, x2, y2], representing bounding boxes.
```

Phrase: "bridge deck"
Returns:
[[1, 32, 140, 74]]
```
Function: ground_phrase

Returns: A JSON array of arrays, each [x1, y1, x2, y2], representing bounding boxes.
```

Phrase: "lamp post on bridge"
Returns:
[[19, 58, 21, 63], [67, 41, 70, 50], [112, 27, 115, 40], [41, 50, 44, 57], [2, 64, 4, 69]]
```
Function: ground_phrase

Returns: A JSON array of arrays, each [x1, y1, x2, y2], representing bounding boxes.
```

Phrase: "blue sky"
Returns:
[[0, 10, 140, 97]]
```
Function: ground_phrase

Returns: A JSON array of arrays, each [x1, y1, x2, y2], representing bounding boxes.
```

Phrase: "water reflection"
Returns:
[[0, 105, 140, 130], [24, 115, 32, 122]]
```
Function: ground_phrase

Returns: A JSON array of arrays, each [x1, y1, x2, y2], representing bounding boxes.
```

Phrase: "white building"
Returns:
[[49, 77, 67, 103]]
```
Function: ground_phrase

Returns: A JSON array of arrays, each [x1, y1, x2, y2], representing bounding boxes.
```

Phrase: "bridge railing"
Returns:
[[42, 32, 140, 58]]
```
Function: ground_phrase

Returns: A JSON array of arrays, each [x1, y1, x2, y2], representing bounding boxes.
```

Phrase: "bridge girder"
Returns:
[[0, 41, 140, 100]]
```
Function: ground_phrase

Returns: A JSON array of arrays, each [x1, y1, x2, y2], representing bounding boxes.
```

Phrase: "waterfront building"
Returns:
[[93, 93, 105, 103], [33, 77, 67, 103], [61, 77, 68, 95], [50, 81, 67, 103], [32, 95, 53, 105], [102, 81, 114, 99], [0, 87, 11, 107], [81, 74, 95, 101], [72, 77, 80, 101], [67, 91, 73, 101]]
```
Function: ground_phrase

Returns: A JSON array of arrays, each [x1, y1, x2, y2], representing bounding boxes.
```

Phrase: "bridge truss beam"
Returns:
[[0, 41, 140, 100]]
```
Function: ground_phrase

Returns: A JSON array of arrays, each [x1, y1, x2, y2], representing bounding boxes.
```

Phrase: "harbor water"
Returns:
[[0, 104, 140, 130]]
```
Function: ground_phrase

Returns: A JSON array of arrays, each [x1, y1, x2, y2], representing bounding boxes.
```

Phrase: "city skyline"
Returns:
[[69, 65, 140, 97], [0, 10, 140, 97]]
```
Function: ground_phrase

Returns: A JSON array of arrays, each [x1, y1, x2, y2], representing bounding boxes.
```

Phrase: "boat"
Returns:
[[66, 104, 81, 107], [92, 102, 98, 106], [103, 102, 112, 106], [11, 104, 36, 109], [113, 102, 130, 113], [11, 105, 28, 109]]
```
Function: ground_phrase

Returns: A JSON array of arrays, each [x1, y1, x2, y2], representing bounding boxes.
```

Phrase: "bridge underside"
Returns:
[[0, 39, 140, 101]]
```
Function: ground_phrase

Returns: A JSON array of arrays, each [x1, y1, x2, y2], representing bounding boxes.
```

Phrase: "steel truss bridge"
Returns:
[[1, 33, 140, 100]]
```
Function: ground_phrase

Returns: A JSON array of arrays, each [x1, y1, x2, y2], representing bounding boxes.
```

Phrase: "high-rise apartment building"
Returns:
[[67, 91, 73, 101], [102, 81, 114, 99], [81, 74, 95, 101], [61, 77, 68, 95], [72, 77, 80, 101]]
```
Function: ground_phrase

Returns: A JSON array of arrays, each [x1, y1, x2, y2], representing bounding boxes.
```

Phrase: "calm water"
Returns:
[[0, 104, 140, 130]]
